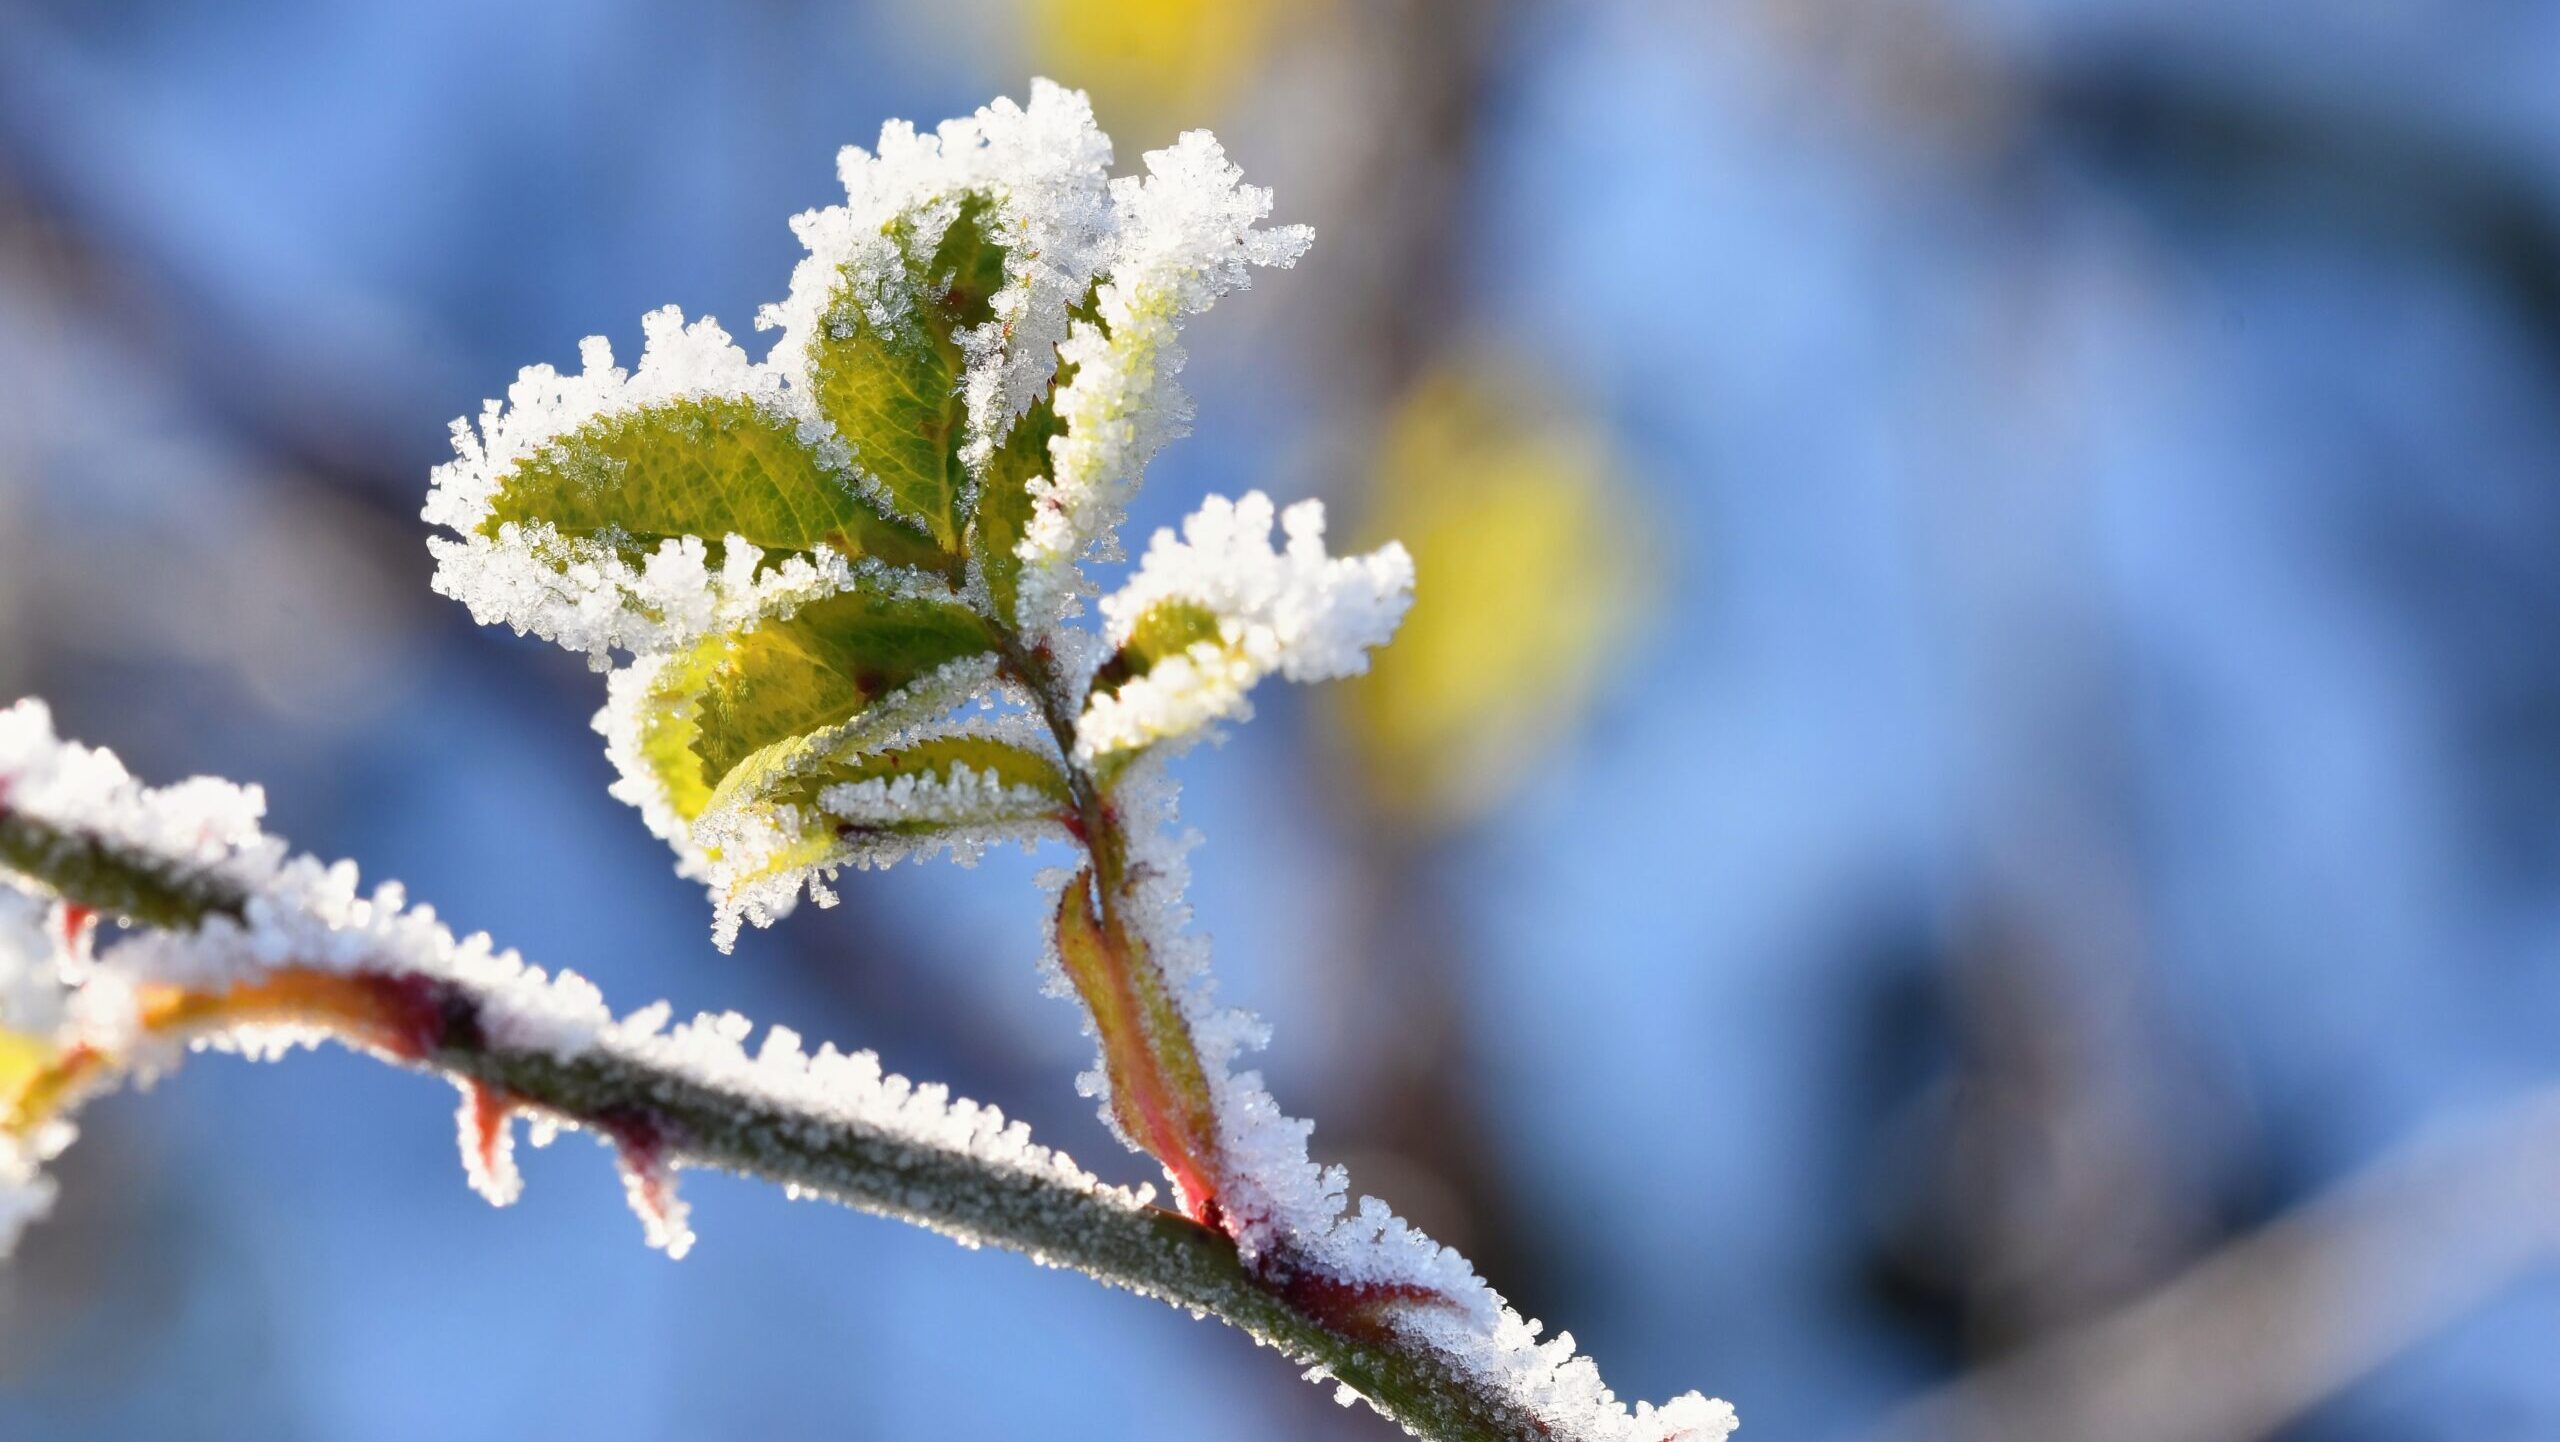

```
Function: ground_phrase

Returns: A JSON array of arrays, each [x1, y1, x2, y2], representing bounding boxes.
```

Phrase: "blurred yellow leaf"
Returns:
[[1336, 361, 1653, 832], [1024, 0, 1283, 132]]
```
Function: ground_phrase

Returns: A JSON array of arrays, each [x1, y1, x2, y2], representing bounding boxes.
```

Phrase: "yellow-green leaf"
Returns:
[[967, 285, 1095, 627], [789, 734, 1072, 833], [619, 638, 731, 829], [968, 389, 1064, 628], [626, 583, 997, 829], [808, 196, 1009, 553], [699, 733, 1071, 931], [1087, 598, 1223, 701], [482, 394, 949, 576]]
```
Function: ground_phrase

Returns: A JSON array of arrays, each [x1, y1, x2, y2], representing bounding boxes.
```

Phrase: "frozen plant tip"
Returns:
[[11, 81, 1735, 1442], [1080, 491, 1414, 760]]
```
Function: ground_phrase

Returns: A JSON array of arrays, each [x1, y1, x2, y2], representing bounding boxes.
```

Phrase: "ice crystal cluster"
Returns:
[[424, 80, 1403, 953], [0, 698, 1138, 1262], [4, 80, 1737, 1442], [1079, 492, 1415, 758]]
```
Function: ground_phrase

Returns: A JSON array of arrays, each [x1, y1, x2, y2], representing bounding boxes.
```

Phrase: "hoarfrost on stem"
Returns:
[[0, 698, 1141, 1263]]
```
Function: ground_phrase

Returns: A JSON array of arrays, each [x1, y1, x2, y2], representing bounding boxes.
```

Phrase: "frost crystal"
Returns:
[[588, 646, 1010, 898], [761, 78, 1115, 475], [425, 308, 871, 668], [612, 653, 1039, 950], [424, 307, 772, 536], [1017, 134, 1313, 632], [0, 889, 69, 1041], [1079, 492, 1413, 759], [0, 1140, 54, 1261], [810, 713, 1070, 867], [0, 698, 275, 887]]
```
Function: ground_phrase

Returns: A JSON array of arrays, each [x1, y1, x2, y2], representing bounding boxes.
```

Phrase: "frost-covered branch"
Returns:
[[0, 793, 1511, 1442], [0, 699, 1725, 1442]]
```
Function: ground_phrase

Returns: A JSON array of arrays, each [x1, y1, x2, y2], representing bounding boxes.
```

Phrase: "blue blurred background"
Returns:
[[4, 2, 2560, 1439]]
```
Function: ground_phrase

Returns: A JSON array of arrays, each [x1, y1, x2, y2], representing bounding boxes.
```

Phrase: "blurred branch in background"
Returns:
[[0, 152, 430, 745], [1744, 0, 2560, 365], [1859, 905, 2245, 1364], [1731, 3, 2560, 1439], [1871, 1086, 2560, 1442], [2034, 59, 2560, 363]]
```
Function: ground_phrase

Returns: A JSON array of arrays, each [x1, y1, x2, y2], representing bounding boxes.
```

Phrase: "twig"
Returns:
[[0, 803, 1566, 1442]]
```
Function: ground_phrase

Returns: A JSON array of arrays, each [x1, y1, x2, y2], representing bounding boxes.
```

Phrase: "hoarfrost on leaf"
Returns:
[[424, 308, 921, 669], [1077, 491, 1413, 760], [761, 78, 1116, 481], [1015, 132, 1313, 634]]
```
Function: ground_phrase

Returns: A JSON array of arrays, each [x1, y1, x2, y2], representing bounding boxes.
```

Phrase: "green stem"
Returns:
[[0, 809, 246, 931], [989, 627, 1225, 1216]]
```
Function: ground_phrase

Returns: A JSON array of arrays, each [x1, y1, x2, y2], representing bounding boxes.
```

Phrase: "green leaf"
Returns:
[[1087, 598, 1224, 700], [808, 196, 1009, 554], [626, 583, 997, 830], [694, 588, 995, 790], [620, 638, 732, 828], [700, 733, 1071, 926], [967, 390, 1063, 628], [793, 734, 1072, 832], [967, 286, 1095, 627], [482, 395, 949, 576]]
